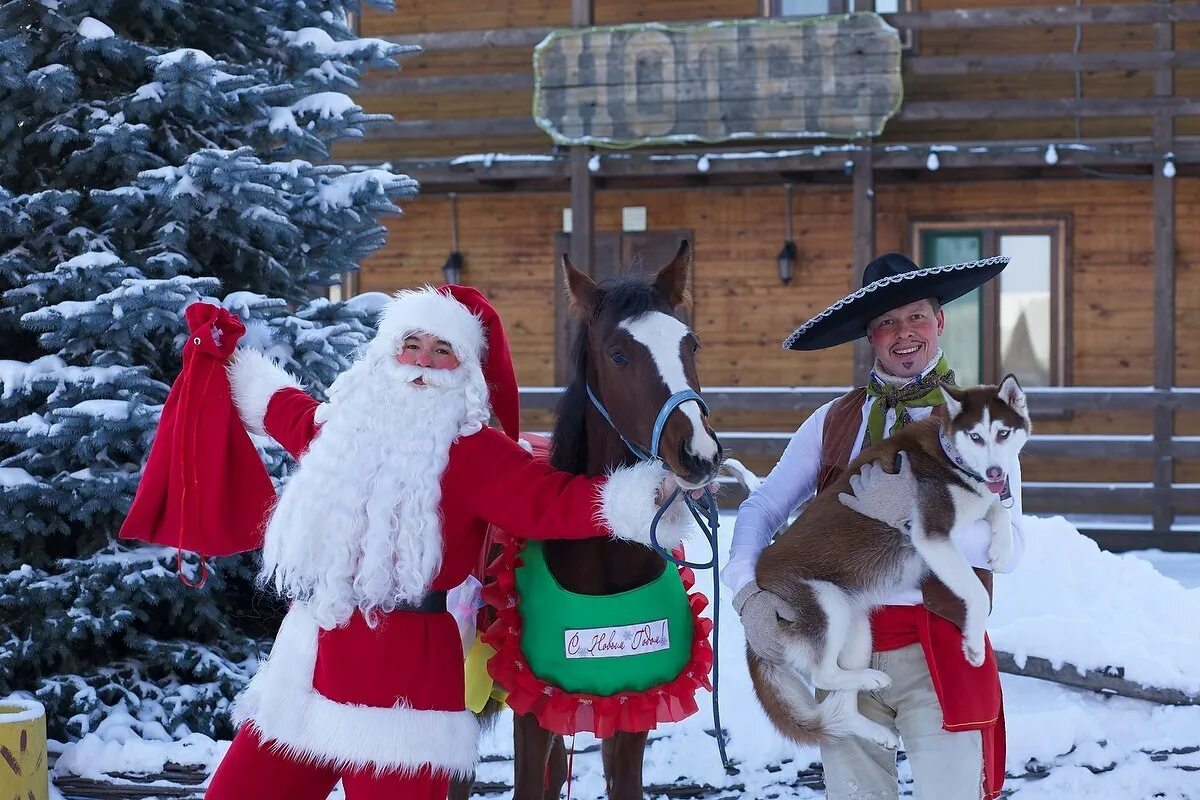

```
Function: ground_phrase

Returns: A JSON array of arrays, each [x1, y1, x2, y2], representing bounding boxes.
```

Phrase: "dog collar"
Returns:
[[938, 426, 1014, 508]]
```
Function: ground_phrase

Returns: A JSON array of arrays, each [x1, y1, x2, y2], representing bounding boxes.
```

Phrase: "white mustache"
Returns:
[[391, 362, 457, 388]]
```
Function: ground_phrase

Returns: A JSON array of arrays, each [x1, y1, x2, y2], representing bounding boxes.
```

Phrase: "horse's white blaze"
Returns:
[[619, 312, 719, 464]]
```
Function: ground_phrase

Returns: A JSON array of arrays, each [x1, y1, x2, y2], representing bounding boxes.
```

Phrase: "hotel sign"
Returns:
[[533, 14, 903, 148]]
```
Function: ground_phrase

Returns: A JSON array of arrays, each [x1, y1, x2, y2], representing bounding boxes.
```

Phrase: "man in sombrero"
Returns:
[[721, 253, 1027, 799]]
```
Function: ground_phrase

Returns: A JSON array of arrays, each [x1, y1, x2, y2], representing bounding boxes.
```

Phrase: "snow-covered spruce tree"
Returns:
[[0, 0, 417, 741]]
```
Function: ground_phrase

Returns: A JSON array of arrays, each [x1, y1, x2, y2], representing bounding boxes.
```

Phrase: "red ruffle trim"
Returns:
[[481, 530, 714, 738]]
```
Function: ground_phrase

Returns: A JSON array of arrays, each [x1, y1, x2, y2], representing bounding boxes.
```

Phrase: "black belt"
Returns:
[[395, 591, 447, 614]]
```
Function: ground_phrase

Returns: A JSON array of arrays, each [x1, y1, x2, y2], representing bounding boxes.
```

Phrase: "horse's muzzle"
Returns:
[[678, 436, 723, 488]]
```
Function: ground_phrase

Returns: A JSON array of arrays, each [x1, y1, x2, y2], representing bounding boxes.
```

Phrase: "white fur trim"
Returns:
[[597, 461, 696, 550], [227, 349, 303, 436], [313, 402, 332, 425], [233, 605, 480, 777], [373, 287, 486, 364]]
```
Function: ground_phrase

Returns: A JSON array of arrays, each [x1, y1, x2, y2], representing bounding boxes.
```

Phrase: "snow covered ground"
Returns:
[[47, 514, 1200, 798]]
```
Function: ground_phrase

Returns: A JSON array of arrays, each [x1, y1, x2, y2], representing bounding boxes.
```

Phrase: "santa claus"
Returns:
[[200, 286, 694, 800]]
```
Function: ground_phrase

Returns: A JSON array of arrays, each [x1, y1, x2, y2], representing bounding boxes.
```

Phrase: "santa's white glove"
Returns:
[[838, 452, 918, 532]]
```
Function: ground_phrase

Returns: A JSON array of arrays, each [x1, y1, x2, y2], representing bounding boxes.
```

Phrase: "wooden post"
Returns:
[[557, 0, 595, 383], [852, 143, 875, 385], [1152, 0, 1176, 537]]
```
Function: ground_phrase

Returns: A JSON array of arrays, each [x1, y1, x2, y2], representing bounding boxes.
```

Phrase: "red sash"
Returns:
[[872, 606, 1006, 799]]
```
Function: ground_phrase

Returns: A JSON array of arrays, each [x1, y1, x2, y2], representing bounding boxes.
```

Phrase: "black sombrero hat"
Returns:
[[782, 252, 1009, 351]]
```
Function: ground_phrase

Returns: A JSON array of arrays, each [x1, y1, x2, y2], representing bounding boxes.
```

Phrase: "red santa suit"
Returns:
[[201, 286, 690, 800]]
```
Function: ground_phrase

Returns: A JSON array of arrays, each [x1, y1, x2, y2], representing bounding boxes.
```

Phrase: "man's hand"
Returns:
[[838, 452, 919, 532], [733, 582, 798, 664]]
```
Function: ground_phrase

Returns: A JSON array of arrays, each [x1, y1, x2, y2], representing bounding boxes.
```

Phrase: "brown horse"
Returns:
[[451, 241, 723, 799]]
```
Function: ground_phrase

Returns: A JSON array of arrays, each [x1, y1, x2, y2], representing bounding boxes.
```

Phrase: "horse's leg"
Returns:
[[544, 735, 567, 800], [513, 712, 559, 800], [447, 772, 474, 800], [601, 730, 649, 800]]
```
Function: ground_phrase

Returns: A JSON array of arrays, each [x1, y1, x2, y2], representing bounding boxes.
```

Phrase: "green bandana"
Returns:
[[863, 353, 956, 450]]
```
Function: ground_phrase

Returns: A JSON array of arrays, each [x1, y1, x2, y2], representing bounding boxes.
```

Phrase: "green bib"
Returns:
[[515, 541, 694, 696]]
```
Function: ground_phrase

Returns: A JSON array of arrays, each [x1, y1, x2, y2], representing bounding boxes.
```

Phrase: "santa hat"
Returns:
[[372, 285, 520, 441]]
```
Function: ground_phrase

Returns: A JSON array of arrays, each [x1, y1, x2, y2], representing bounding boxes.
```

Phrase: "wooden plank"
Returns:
[[355, 72, 534, 95], [562, 0, 594, 384], [1021, 483, 1200, 513], [382, 26, 555, 51], [852, 145, 875, 385], [889, 2, 1200, 30], [640, 387, 1200, 413], [1152, 0, 1177, 536], [898, 96, 1200, 122], [368, 117, 543, 140], [375, 137, 1200, 188], [995, 651, 1200, 706], [569, 151, 595, 279], [908, 50, 1200, 76], [715, 433, 1193, 459]]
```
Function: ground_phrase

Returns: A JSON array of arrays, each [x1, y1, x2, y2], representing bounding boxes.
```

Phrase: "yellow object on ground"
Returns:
[[0, 697, 48, 799], [464, 635, 508, 713]]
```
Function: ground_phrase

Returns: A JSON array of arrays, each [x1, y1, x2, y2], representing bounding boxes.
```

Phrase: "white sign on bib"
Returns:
[[564, 619, 671, 659]]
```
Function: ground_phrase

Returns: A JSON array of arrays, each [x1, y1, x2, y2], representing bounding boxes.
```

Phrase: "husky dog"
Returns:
[[748, 375, 1031, 749]]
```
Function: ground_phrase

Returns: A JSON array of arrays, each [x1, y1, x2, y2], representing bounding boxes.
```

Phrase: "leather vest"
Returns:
[[817, 390, 992, 631]]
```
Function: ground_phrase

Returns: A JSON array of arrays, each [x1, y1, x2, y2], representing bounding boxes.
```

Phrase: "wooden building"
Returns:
[[335, 0, 1200, 549]]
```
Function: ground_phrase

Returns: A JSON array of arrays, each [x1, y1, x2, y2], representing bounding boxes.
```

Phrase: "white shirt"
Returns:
[[720, 394, 1026, 606]]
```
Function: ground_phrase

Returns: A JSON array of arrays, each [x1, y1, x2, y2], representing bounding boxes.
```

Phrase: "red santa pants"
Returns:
[[206, 725, 451, 800]]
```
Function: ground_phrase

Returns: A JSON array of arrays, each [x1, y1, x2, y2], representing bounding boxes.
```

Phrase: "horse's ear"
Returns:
[[562, 252, 601, 317], [654, 240, 693, 310]]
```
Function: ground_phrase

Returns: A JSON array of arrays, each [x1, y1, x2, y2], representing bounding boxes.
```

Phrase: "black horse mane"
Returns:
[[549, 275, 666, 475]]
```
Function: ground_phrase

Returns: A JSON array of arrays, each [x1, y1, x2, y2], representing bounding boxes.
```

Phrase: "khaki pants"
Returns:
[[818, 643, 985, 800]]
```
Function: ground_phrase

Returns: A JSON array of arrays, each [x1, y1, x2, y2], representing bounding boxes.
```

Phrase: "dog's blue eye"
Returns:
[[970, 433, 984, 444], [611, 351, 627, 365], [997, 429, 1010, 440]]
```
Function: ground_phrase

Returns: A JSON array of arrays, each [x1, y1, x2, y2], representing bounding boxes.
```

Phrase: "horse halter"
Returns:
[[584, 382, 735, 773], [584, 384, 709, 463]]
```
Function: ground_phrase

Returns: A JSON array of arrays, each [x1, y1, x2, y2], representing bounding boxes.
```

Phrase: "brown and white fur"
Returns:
[[748, 376, 1031, 750]]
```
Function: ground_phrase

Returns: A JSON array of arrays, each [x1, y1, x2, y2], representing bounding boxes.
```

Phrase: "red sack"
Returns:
[[119, 302, 275, 586]]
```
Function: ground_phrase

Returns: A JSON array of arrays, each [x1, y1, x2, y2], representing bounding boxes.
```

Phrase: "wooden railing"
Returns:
[[518, 386, 1200, 551], [368, 2, 1200, 150]]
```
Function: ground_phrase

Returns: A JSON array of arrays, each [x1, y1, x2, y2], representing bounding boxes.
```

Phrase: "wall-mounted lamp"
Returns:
[[778, 183, 797, 285], [442, 192, 464, 285]]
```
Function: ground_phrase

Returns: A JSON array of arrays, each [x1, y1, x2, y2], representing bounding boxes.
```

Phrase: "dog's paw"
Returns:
[[962, 637, 986, 668], [811, 668, 891, 693], [855, 668, 892, 692], [846, 717, 901, 751], [988, 531, 1014, 571]]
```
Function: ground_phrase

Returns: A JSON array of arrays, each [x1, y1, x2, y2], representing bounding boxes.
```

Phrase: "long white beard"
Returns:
[[261, 346, 491, 630]]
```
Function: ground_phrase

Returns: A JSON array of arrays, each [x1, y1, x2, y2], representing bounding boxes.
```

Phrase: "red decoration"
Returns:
[[118, 303, 275, 585], [481, 529, 714, 738]]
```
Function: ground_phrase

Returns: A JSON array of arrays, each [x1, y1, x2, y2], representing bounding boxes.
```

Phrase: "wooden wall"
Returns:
[[358, 176, 1199, 482], [338, 0, 1200, 161], [361, 177, 1199, 384]]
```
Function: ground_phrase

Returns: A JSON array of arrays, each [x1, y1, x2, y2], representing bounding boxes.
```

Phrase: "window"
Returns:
[[914, 220, 1069, 387], [768, 1, 906, 17], [767, 1, 914, 49]]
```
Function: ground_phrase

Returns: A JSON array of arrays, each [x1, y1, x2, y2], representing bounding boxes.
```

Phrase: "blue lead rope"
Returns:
[[587, 386, 736, 774]]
